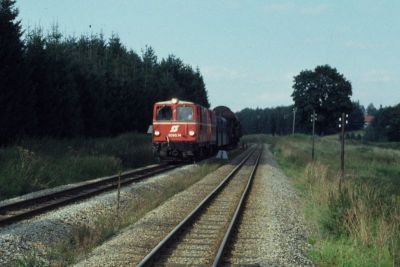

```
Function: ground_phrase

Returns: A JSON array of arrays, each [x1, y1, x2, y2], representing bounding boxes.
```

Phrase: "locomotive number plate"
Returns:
[[168, 133, 182, 137]]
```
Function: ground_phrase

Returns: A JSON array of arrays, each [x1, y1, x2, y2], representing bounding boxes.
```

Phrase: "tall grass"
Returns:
[[0, 133, 154, 200], [244, 134, 400, 266]]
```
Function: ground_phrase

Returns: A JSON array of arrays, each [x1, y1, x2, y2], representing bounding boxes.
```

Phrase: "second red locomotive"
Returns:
[[152, 98, 241, 161]]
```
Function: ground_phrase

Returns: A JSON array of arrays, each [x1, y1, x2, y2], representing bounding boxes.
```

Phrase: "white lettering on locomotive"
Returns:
[[168, 133, 182, 137], [170, 125, 180, 133]]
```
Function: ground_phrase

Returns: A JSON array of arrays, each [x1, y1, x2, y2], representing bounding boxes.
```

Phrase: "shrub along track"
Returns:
[[0, 164, 179, 227]]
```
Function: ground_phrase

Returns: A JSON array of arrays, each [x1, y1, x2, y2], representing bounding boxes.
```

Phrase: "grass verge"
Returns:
[[243, 134, 400, 267], [0, 133, 154, 200]]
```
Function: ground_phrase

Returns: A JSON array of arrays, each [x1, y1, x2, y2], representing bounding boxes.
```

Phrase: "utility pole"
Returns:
[[311, 111, 317, 161], [292, 107, 297, 135], [338, 113, 349, 181]]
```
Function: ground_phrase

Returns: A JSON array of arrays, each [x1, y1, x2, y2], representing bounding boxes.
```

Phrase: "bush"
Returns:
[[323, 185, 352, 236]]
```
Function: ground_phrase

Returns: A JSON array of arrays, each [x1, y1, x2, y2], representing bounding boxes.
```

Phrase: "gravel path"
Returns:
[[74, 145, 313, 267], [0, 159, 224, 266], [224, 145, 313, 266]]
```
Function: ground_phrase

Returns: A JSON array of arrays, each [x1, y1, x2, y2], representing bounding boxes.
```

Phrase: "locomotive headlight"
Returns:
[[189, 130, 195, 136], [171, 98, 179, 104], [154, 130, 160, 136]]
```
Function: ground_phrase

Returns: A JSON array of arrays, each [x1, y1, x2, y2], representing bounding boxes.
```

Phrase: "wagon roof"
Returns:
[[213, 106, 237, 120], [155, 99, 195, 105]]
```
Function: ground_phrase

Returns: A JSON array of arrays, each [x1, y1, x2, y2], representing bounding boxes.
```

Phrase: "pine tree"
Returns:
[[0, 0, 36, 144], [25, 29, 48, 136]]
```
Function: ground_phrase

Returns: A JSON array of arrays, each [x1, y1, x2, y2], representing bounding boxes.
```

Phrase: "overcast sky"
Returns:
[[17, 0, 400, 111]]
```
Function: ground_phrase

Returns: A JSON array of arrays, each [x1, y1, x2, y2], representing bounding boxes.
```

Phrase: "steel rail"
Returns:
[[212, 146, 263, 267], [136, 146, 258, 267], [0, 164, 179, 227]]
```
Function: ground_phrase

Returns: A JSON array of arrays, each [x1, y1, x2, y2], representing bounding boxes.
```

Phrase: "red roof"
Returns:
[[364, 115, 375, 123]]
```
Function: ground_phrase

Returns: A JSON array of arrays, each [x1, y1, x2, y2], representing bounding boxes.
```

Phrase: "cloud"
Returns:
[[263, 3, 296, 13], [220, 0, 243, 9], [344, 41, 376, 50], [361, 69, 393, 83], [202, 66, 247, 81], [300, 4, 329, 15], [304, 37, 325, 45], [263, 2, 329, 15], [249, 89, 293, 107]]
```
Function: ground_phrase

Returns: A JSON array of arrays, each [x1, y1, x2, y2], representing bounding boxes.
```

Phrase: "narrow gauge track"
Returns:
[[137, 146, 262, 267], [0, 164, 180, 227]]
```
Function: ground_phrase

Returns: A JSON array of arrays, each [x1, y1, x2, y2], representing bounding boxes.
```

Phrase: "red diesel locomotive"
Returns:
[[152, 98, 241, 161]]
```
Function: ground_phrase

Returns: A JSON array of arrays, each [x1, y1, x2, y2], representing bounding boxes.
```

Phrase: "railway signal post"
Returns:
[[338, 113, 349, 182], [311, 111, 317, 161], [292, 107, 297, 135]]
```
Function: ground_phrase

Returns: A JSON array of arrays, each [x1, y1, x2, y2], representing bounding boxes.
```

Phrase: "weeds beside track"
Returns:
[[0, 133, 154, 200], [244, 134, 400, 267]]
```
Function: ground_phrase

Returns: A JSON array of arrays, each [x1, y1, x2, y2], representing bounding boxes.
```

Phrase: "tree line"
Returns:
[[0, 0, 209, 145], [365, 104, 400, 142], [238, 65, 366, 136], [236, 101, 365, 136], [237, 61, 400, 142]]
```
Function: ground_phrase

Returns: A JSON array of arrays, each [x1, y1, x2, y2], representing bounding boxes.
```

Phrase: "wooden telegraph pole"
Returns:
[[311, 111, 317, 161], [339, 113, 349, 182]]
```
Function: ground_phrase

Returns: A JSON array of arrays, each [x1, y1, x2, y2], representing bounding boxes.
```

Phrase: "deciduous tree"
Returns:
[[292, 65, 352, 134]]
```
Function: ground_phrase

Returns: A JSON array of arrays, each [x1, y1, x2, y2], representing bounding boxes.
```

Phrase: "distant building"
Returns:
[[364, 115, 375, 128]]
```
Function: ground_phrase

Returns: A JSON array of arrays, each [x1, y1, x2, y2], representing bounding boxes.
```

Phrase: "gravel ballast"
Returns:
[[154, 150, 261, 266], [0, 146, 313, 266], [74, 145, 313, 266], [0, 158, 228, 266], [73, 151, 251, 266], [224, 146, 313, 266]]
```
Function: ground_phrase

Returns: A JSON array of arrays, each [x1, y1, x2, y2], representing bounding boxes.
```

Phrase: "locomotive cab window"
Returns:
[[156, 106, 172, 121], [177, 106, 193, 121]]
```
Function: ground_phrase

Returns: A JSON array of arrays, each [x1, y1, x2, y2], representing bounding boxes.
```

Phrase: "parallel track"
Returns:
[[137, 146, 262, 267], [0, 164, 179, 227]]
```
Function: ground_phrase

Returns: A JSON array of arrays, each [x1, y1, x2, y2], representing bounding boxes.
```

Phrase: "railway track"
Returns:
[[0, 163, 180, 227], [137, 145, 262, 267]]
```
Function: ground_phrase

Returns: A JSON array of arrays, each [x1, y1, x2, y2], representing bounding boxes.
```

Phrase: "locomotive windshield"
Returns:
[[177, 106, 193, 121], [156, 106, 172, 121]]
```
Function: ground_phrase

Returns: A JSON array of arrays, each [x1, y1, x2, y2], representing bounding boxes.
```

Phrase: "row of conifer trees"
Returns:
[[0, 0, 209, 144]]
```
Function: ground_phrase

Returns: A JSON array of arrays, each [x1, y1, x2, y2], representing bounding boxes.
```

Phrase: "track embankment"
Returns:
[[223, 146, 313, 266], [0, 158, 225, 266], [74, 145, 313, 267]]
